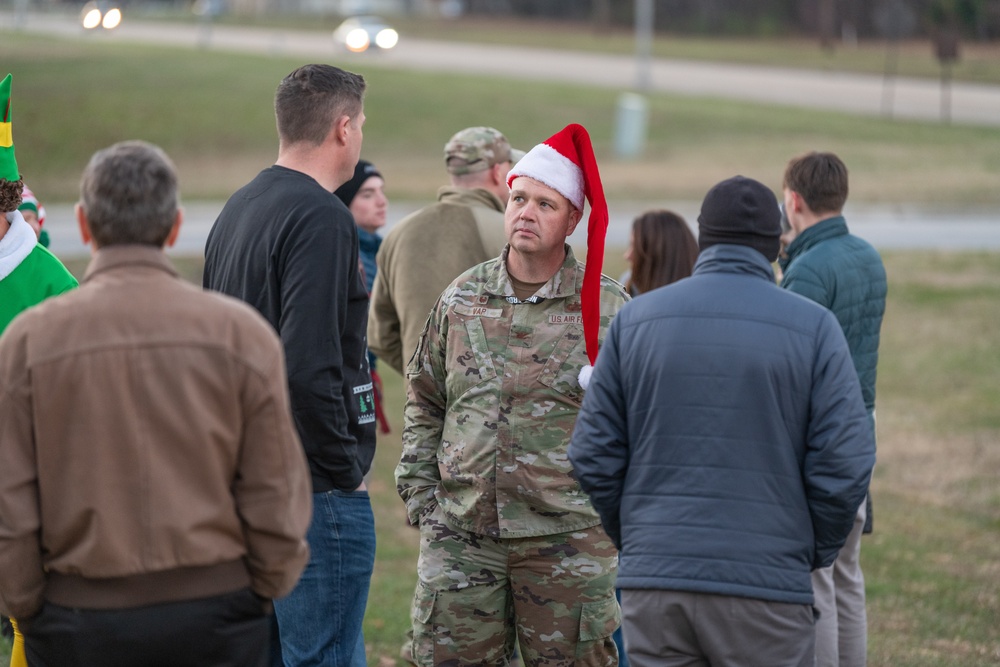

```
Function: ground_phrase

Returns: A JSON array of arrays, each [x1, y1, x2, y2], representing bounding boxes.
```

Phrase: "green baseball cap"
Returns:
[[444, 126, 524, 176]]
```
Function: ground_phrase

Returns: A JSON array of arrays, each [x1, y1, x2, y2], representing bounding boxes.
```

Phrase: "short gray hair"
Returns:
[[78, 141, 179, 247]]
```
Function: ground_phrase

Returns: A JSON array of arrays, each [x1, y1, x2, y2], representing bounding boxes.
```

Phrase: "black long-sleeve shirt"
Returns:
[[204, 165, 376, 492]]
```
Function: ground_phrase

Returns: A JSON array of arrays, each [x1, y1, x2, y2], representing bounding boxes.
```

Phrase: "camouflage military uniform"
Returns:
[[397, 245, 628, 667]]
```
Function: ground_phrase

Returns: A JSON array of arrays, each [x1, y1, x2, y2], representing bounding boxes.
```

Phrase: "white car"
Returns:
[[333, 15, 399, 52], [80, 0, 122, 29]]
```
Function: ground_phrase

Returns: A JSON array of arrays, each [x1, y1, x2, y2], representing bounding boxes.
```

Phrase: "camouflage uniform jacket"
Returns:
[[396, 245, 629, 538]]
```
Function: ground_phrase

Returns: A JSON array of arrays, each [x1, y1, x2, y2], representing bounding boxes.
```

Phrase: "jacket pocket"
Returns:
[[411, 580, 439, 666], [445, 316, 498, 399], [538, 324, 586, 405], [578, 595, 621, 642], [413, 579, 437, 625]]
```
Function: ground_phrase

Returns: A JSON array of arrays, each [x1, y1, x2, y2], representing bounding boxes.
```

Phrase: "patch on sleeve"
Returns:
[[354, 382, 376, 424]]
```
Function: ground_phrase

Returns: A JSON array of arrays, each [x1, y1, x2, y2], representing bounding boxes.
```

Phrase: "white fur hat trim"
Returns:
[[506, 143, 585, 211]]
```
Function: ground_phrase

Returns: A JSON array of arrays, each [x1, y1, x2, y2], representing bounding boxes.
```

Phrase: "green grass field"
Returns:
[[1, 31, 999, 206], [0, 23, 998, 667], [3, 249, 994, 666], [367, 249, 1000, 667]]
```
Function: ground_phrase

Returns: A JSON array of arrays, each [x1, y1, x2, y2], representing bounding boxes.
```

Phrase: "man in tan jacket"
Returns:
[[367, 126, 523, 374], [0, 141, 312, 667]]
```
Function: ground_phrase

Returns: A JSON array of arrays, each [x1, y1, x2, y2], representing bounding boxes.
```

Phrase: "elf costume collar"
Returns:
[[0, 210, 38, 281]]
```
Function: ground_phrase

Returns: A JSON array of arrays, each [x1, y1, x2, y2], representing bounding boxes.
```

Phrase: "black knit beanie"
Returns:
[[334, 160, 382, 208], [697, 175, 782, 262]]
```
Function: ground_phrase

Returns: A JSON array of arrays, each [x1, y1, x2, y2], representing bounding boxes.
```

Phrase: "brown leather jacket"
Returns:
[[0, 247, 311, 618]]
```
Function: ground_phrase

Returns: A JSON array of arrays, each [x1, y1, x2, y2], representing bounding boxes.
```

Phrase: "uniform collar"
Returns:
[[437, 186, 506, 213], [484, 244, 581, 301]]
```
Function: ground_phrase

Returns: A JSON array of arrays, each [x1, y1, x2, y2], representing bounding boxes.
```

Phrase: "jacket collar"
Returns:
[[83, 246, 179, 283], [484, 244, 581, 300], [783, 215, 848, 266], [437, 186, 506, 213], [693, 244, 777, 283]]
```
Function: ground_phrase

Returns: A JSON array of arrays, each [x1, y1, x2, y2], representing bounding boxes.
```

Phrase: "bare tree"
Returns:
[[818, 0, 837, 48]]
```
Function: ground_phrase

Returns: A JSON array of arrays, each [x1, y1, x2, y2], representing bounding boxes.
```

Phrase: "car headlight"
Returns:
[[374, 28, 398, 50], [81, 3, 102, 29], [344, 27, 370, 52], [81, 2, 122, 29], [102, 7, 122, 29]]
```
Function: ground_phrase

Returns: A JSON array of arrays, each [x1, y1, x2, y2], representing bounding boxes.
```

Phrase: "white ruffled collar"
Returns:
[[0, 210, 40, 281]]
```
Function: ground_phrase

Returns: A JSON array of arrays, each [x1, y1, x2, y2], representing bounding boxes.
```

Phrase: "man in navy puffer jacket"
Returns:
[[569, 175, 876, 667]]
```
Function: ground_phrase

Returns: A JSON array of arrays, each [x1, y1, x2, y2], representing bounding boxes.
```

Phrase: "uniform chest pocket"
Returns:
[[445, 316, 498, 398], [538, 324, 586, 404]]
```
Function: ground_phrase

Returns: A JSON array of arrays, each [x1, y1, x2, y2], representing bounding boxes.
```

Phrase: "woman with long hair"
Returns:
[[623, 209, 699, 296]]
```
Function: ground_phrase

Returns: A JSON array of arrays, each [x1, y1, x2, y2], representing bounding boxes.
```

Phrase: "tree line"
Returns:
[[457, 0, 1000, 41]]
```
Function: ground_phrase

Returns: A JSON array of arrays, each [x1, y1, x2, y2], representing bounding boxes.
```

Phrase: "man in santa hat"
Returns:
[[396, 124, 628, 666]]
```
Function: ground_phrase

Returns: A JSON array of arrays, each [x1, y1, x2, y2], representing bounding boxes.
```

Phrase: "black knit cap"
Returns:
[[697, 175, 782, 262], [334, 160, 382, 208]]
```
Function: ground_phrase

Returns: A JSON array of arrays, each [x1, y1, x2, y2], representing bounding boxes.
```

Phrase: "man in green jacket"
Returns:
[[0, 73, 77, 334], [0, 210, 77, 334], [0, 71, 78, 664], [780, 151, 887, 667]]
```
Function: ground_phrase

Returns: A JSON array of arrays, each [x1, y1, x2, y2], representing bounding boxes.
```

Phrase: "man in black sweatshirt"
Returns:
[[203, 63, 375, 667]]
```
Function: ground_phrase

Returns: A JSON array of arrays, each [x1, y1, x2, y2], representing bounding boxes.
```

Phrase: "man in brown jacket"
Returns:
[[0, 140, 312, 667]]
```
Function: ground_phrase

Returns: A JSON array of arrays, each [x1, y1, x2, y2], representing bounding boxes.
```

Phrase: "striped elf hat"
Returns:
[[19, 186, 45, 227], [1, 74, 18, 183]]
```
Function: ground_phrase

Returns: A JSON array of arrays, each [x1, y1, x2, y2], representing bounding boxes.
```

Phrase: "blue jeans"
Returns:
[[613, 588, 629, 667], [273, 489, 375, 667]]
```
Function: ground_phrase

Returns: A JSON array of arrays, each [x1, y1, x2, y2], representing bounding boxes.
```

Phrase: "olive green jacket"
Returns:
[[368, 187, 507, 375]]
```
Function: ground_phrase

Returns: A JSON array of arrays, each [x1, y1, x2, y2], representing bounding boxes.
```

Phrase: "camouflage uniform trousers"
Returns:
[[410, 503, 620, 667]]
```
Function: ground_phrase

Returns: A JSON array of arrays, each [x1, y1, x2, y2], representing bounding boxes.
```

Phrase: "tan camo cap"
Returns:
[[444, 126, 525, 176]]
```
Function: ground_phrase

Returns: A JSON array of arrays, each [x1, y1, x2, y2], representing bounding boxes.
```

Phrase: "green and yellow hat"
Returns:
[[1, 73, 19, 183]]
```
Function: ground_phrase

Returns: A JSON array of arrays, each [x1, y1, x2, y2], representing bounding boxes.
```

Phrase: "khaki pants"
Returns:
[[411, 504, 620, 667], [812, 500, 868, 667]]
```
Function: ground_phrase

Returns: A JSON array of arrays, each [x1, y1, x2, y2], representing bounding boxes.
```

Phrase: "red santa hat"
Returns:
[[506, 123, 608, 389]]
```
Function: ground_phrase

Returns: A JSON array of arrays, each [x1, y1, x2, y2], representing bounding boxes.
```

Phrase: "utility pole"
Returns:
[[616, 0, 653, 159], [635, 0, 654, 92]]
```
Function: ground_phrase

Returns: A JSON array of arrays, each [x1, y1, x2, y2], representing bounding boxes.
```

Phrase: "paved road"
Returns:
[[39, 200, 1000, 259], [5, 11, 1000, 126], [8, 11, 999, 256]]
